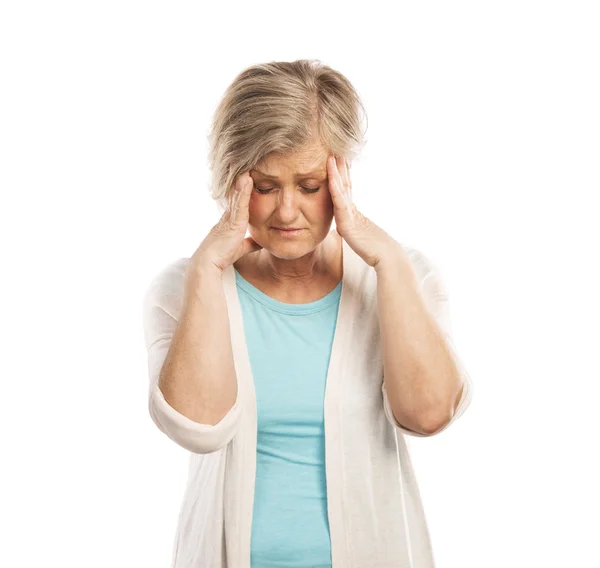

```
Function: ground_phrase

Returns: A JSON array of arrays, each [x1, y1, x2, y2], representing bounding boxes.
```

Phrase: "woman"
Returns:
[[142, 59, 473, 568]]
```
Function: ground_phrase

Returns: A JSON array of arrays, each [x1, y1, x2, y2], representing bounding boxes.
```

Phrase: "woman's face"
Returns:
[[247, 139, 334, 260]]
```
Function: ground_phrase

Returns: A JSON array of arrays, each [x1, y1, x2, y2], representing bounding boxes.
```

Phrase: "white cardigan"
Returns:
[[142, 239, 473, 568]]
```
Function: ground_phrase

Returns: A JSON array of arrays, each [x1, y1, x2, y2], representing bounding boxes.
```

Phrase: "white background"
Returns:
[[1, 1, 599, 567]]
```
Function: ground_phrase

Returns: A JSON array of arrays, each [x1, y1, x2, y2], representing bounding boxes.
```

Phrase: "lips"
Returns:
[[273, 227, 304, 238]]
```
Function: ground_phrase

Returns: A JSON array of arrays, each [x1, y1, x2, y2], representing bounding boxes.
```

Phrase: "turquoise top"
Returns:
[[234, 267, 342, 568]]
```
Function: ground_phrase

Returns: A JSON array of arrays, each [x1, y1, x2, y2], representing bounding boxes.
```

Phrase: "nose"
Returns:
[[275, 189, 300, 223]]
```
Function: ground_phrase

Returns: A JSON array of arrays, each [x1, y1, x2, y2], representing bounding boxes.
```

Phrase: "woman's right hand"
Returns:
[[189, 170, 263, 276]]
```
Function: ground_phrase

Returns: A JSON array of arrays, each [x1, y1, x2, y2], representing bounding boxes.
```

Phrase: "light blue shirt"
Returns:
[[234, 268, 342, 568]]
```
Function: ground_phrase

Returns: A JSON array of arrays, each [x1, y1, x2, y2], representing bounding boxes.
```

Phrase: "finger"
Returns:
[[327, 155, 349, 211], [235, 172, 253, 221], [337, 156, 352, 194], [337, 156, 354, 202], [230, 172, 252, 224], [338, 158, 348, 192], [342, 158, 350, 185], [226, 184, 237, 216], [342, 158, 353, 198], [336, 155, 346, 184], [241, 236, 263, 257]]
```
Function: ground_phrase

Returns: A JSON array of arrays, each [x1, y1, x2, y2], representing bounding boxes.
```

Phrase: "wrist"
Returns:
[[185, 261, 224, 297], [373, 242, 408, 274]]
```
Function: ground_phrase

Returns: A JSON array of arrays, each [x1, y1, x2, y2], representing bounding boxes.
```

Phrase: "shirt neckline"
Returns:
[[234, 267, 342, 315]]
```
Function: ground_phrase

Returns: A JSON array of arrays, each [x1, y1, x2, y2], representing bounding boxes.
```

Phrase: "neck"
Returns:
[[257, 242, 329, 288]]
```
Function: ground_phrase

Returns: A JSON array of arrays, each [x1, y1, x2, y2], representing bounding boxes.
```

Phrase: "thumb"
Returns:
[[242, 236, 263, 256]]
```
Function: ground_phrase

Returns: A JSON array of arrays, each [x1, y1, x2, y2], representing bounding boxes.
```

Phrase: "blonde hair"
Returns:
[[207, 59, 368, 214]]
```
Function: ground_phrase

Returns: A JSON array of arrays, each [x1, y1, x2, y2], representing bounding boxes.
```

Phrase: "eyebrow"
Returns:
[[252, 168, 326, 178]]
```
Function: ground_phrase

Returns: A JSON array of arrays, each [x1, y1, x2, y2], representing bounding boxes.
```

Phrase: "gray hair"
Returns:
[[207, 59, 368, 214]]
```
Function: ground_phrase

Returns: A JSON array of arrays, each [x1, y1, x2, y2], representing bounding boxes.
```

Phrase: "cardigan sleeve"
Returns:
[[382, 248, 473, 437], [142, 259, 242, 454]]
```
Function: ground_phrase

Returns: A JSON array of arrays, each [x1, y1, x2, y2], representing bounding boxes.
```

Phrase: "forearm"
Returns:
[[158, 266, 238, 426], [376, 247, 464, 434]]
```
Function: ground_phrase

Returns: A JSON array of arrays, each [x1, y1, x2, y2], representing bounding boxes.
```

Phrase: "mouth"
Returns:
[[272, 227, 304, 237]]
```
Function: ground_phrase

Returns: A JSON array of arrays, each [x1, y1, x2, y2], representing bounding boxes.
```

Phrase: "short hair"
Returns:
[[207, 59, 368, 214]]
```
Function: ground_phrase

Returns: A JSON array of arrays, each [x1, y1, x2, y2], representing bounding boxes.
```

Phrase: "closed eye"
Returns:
[[253, 185, 321, 195]]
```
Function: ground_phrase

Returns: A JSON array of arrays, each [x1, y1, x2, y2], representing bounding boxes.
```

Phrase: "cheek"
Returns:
[[308, 197, 334, 224], [248, 196, 260, 216], [320, 192, 334, 213], [248, 196, 269, 224]]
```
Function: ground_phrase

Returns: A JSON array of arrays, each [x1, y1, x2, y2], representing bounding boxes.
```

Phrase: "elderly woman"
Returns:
[[143, 59, 473, 568]]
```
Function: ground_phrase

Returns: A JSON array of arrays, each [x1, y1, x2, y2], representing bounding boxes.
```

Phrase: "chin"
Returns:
[[265, 242, 315, 260], [249, 226, 330, 258]]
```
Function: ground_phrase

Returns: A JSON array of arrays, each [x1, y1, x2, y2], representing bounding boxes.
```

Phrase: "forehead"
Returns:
[[254, 144, 329, 177]]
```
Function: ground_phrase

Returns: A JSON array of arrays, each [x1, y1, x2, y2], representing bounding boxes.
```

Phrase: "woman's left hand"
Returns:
[[327, 154, 400, 270]]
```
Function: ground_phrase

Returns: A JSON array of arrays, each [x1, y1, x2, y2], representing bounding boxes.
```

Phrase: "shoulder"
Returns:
[[142, 257, 191, 313], [399, 244, 442, 286], [352, 239, 441, 286]]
